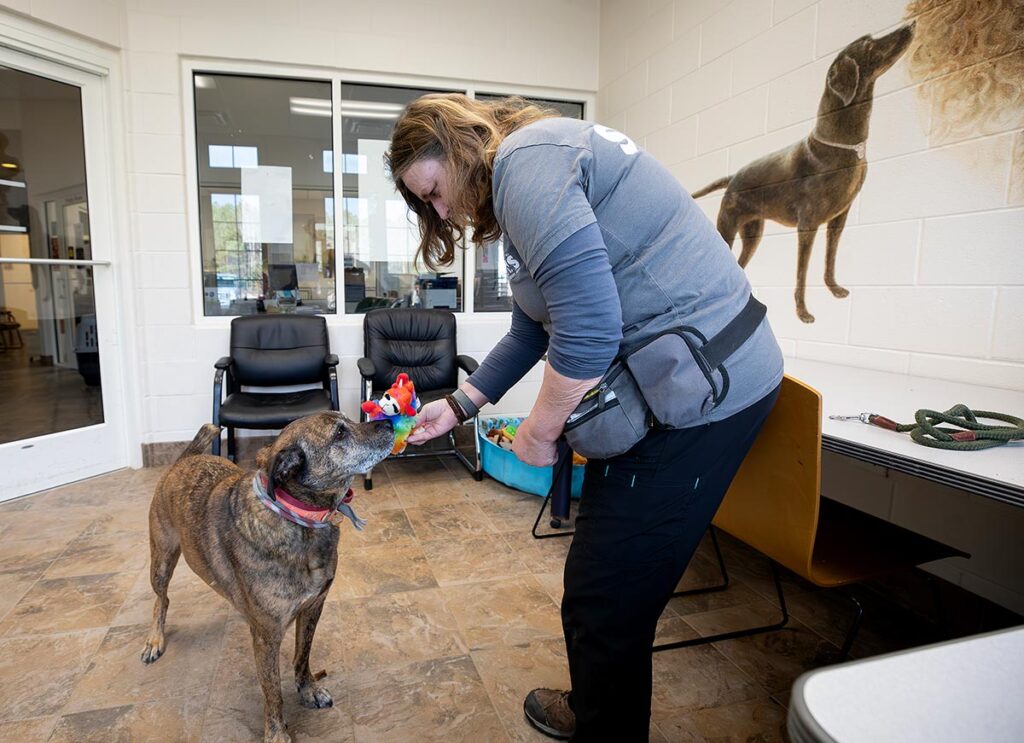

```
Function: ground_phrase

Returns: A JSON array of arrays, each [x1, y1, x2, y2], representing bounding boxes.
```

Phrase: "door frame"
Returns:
[[0, 12, 141, 498]]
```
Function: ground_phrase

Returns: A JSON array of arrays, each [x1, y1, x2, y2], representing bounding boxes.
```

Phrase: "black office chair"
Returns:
[[358, 308, 482, 489], [212, 315, 339, 461]]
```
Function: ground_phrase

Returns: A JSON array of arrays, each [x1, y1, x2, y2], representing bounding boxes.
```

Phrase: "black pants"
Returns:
[[562, 384, 780, 742]]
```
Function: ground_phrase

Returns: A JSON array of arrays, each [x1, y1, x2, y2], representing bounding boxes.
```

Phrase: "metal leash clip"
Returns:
[[829, 413, 872, 423]]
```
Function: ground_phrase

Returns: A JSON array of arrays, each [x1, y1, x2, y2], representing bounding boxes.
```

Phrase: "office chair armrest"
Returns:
[[356, 357, 376, 379], [324, 354, 340, 367], [212, 357, 234, 423], [456, 354, 479, 375]]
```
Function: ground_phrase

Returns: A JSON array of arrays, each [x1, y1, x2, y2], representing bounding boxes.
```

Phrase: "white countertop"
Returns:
[[792, 626, 1024, 743], [783, 358, 1024, 494]]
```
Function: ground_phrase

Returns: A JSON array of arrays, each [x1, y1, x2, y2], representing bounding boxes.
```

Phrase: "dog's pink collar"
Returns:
[[253, 473, 360, 529]]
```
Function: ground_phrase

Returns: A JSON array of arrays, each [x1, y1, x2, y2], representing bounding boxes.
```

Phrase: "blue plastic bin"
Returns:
[[478, 416, 584, 498]]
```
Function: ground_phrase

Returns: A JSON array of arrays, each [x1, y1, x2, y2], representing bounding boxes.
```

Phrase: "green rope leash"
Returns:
[[830, 405, 1024, 451]]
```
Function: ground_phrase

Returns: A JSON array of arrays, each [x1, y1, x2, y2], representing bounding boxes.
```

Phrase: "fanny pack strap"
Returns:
[[699, 294, 767, 369]]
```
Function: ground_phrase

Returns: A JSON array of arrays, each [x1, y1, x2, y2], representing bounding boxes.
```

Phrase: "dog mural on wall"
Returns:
[[692, 23, 915, 323]]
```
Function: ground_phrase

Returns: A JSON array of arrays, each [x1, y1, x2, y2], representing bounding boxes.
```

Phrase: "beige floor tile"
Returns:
[[43, 530, 149, 580], [112, 565, 228, 627], [0, 505, 103, 547], [346, 655, 508, 741], [329, 541, 438, 599], [0, 572, 137, 637], [705, 618, 837, 695], [49, 696, 207, 743], [654, 695, 789, 742], [470, 638, 570, 743], [64, 617, 227, 713], [420, 534, 530, 586], [0, 629, 105, 721], [337, 588, 467, 673], [404, 502, 499, 541], [383, 456, 453, 483], [0, 537, 68, 579], [442, 576, 563, 650], [476, 493, 548, 532], [500, 530, 573, 575], [0, 571, 42, 624], [650, 644, 764, 718], [393, 477, 478, 509], [348, 478, 402, 512], [654, 615, 702, 647], [533, 572, 564, 605], [0, 715, 59, 742], [341, 507, 418, 548], [204, 616, 353, 742]]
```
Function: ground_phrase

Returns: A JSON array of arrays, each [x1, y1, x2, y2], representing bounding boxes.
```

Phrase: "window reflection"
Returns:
[[340, 83, 464, 313], [472, 93, 585, 312], [194, 73, 336, 316]]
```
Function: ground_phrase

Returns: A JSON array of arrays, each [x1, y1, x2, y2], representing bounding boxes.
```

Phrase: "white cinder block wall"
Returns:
[[597, 0, 1024, 612], [0, 0, 600, 446], [599, 0, 1023, 387]]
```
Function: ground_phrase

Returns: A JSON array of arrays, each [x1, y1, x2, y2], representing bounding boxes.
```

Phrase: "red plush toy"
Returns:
[[360, 373, 420, 454]]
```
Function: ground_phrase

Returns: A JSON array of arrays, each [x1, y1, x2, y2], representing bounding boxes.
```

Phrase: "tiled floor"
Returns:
[[0, 455, 1010, 742]]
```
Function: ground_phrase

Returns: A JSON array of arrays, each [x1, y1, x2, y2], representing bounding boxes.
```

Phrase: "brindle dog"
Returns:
[[143, 413, 393, 743]]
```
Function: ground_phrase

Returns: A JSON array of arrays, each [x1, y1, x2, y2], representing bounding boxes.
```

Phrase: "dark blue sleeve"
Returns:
[[533, 222, 622, 379], [466, 299, 549, 403]]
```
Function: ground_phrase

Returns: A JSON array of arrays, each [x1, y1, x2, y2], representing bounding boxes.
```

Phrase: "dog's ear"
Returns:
[[255, 445, 272, 470], [266, 445, 305, 500], [827, 55, 860, 107]]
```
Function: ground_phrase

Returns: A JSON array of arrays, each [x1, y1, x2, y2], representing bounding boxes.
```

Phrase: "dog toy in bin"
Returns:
[[361, 373, 420, 454]]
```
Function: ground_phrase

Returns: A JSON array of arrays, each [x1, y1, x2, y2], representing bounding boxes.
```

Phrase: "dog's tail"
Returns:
[[177, 424, 221, 462], [690, 176, 732, 199]]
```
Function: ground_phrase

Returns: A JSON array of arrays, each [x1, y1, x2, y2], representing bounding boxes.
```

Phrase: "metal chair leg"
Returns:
[[670, 527, 730, 599], [838, 592, 864, 661], [212, 429, 221, 456], [531, 442, 576, 540], [226, 427, 236, 462], [364, 469, 373, 490], [653, 560, 790, 653]]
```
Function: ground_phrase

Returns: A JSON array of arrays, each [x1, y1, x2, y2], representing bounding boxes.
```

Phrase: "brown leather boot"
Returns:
[[524, 688, 575, 740]]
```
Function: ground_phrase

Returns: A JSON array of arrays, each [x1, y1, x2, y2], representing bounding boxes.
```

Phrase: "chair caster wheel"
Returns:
[[364, 479, 373, 491], [550, 518, 562, 529], [473, 471, 483, 481]]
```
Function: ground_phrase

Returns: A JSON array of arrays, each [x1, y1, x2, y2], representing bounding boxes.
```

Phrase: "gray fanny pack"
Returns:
[[564, 295, 767, 460]]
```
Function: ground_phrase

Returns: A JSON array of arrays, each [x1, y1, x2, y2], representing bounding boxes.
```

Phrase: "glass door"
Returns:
[[0, 49, 126, 499]]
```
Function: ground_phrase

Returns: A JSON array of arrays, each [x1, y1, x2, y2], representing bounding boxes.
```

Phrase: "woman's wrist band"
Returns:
[[445, 389, 480, 423]]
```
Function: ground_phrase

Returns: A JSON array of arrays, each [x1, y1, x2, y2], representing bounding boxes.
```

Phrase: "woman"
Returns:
[[387, 94, 783, 741]]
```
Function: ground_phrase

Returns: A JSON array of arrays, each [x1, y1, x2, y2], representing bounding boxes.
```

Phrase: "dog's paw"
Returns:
[[828, 285, 849, 298], [798, 309, 816, 324], [264, 730, 293, 743], [297, 681, 333, 709], [140, 636, 165, 664]]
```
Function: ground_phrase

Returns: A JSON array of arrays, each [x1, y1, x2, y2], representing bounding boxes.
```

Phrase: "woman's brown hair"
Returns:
[[385, 94, 558, 270]]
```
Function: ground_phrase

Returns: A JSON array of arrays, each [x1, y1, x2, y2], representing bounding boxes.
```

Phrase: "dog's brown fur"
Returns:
[[144, 413, 393, 743], [693, 23, 915, 323]]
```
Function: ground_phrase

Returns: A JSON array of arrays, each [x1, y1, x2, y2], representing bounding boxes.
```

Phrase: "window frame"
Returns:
[[182, 58, 593, 327]]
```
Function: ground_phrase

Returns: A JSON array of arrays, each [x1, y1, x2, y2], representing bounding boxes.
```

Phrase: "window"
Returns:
[[194, 73, 336, 316], [339, 82, 464, 313], [472, 93, 586, 312]]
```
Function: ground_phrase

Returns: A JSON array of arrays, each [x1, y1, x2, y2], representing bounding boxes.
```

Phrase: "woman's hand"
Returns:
[[512, 415, 558, 467], [407, 400, 458, 445]]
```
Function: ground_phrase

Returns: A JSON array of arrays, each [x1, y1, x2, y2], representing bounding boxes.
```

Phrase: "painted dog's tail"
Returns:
[[690, 176, 732, 199], [177, 424, 221, 461]]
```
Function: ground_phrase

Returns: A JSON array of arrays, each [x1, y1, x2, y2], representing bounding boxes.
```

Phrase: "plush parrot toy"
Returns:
[[361, 373, 420, 454]]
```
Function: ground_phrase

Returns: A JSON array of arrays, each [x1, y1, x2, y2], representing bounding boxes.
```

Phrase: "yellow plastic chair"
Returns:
[[655, 375, 967, 658]]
